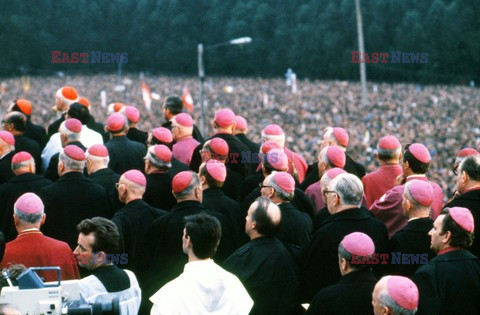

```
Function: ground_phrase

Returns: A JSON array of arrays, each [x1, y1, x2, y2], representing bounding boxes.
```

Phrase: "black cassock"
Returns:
[[277, 202, 312, 249], [105, 136, 146, 174], [144, 172, 176, 211], [413, 249, 480, 315], [88, 168, 122, 212], [0, 151, 14, 186], [307, 269, 377, 315], [127, 127, 148, 145], [223, 236, 300, 315]]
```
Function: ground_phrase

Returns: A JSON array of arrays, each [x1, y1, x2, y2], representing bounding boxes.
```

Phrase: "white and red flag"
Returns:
[[141, 82, 152, 111], [182, 86, 194, 112]]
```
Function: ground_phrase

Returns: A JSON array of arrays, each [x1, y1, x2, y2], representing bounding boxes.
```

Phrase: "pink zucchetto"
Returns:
[[378, 135, 401, 150], [235, 116, 247, 130], [172, 171, 194, 193], [107, 113, 126, 132], [326, 146, 346, 168], [205, 160, 227, 182], [260, 141, 282, 154], [63, 145, 85, 161], [272, 172, 295, 193], [325, 168, 347, 180], [408, 143, 431, 163], [449, 207, 474, 233], [123, 170, 147, 187], [457, 148, 479, 158], [209, 138, 229, 156], [152, 127, 173, 144], [214, 109, 236, 128], [341, 232, 375, 256], [124, 106, 140, 123], [387, 276, 419, 311], [64, 118, 82, 133], [12, 152, 33, 164], [14, 192, 44, 214], [266, 149, 288, 171], [174, 113, 194, 127], [153, 145, 172, 163], [332, 127, 349, 147], [0, 131, 15, 146], [87, 144, 109, 158], [406, 180, 433, 206]]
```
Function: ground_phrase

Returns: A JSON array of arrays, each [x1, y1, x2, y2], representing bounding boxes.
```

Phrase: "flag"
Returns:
[[141, 82, 152, 111], [182, 86, 194, 112]]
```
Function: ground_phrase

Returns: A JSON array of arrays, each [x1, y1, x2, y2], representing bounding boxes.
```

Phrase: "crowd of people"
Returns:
[[0, 75, 479, 314]]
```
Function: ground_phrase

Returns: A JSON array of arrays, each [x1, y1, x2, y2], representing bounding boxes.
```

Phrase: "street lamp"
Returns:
[[198, 37, 252, 136]]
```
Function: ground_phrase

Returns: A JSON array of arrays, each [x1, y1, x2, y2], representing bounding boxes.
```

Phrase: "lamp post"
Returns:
[[198, 37, 252, 136]]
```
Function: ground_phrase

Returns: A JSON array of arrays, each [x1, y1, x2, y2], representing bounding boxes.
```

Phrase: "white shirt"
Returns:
[[41, 125, 103, 172], [150, 259, 253, 315]]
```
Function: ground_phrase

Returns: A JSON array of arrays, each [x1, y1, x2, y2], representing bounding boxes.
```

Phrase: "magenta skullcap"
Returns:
[[326, 146, 346, 168], [408, 143, 431, 163], [14, 192, 44, 214], [406, 180, 433, 206], [387, 276, 419, 311], [272, 172, 295, 193], [332, 127, 349, 147], [124, 106, 140, 123], [378, 135, 401, 150], [172, 171, 194, 193], [457, 148, 479, 158], [449, 207, 474, 233], [88, 144, 109, 158], [63, 145, 85, 161], [174, 113, 194, 127], [0, 131, 15, 146], [12, 151, 33, 164], [235, 116, 247, 130], [325, 168, 347, 180], [64, 118, 82, 133], [152, 127, 173, 144], [262, 124, 284, 136], [206, 160, 227, 182], [214, 108, 236, 127], [107, 113, 126, 132], [209, 138, 229, 156], [123, 169, 146, 187], [266, 149, 288, 171], [261, 141, 282, 154], [341, 232, 375, 256], [153, 144, 172, 163]]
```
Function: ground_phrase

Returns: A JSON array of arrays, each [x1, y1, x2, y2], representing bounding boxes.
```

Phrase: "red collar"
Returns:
[[464, 186, 480, 194], [437, 247, 461, 256]]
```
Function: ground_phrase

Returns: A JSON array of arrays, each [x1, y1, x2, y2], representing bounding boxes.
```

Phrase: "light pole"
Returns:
[[198, 37, 252, 136], [355, 0, 368, 107]]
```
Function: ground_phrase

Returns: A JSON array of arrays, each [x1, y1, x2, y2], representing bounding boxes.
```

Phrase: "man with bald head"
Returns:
[[171, 113, 200, 166], [224, 197, 300, 315], [112, 170, 166, 274], [372, 276, 419, 315]]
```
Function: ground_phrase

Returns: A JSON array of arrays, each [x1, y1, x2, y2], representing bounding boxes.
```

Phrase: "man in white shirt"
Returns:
[[150, 213, 253, 315]]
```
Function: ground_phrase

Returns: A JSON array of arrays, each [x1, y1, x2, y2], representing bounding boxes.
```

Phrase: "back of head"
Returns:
[[4, 112, 26, 133], [440, 207, 474, 249], [250, 196, 281, 237], [14, 192, 44, 225], [67, 102, 90, 125], [76, 217, 120, 255], [164, 96, 183, 115], [11, 151, 34, 174], [375, 276, 419, 315], [459, 155, 480, 182], [184, 213, 222, 259], [199, 160, 226, 188], [172, 171, 201, 200], [338, 232, 375, 272], [377, 135, 402, 161], [60, 145, 86, 172], [267, 171, 295, 201], [403, 143, 431, 174], [329, 173, 363, 207]]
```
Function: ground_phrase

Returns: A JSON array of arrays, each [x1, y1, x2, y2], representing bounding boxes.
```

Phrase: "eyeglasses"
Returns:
[[453, 166, 459, 176], [323, 190, 338, 197], [259, 183, 274, 189]]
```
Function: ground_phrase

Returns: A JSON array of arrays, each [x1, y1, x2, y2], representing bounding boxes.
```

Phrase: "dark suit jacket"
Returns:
[[88, 168, 122, 212], [144, 172, 176, 211], [277, 202, 312, 249], [235, 133, 260, 173], [0, 173, 52, 241], [301, 207, 388, 302], [307, 270, 376, 315], [127, 127, 148, 145], [47, 114, 65, 139], [40, 172, 112, 249], [413, 249, 480, 315], [105, 136, 146, 174], [0, 151, 15, 185], [25, 119, 47, 150]]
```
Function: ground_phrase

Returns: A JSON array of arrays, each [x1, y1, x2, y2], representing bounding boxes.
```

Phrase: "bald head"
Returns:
[[372, 276, 418, 315], [246, 197, 281, 239], [117, 174, 146, 204]]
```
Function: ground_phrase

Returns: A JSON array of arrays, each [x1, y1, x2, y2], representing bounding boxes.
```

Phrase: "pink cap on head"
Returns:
[[261, 141, 282, 154], [14, 192, 44, 214], [235, 116, 247, 130], [215, 109, 236, 127], [266, 149, 288, 171], [206, 160, 227, 182], [153, 145, 172, 163], [0, 131, 15, 146], [124, 106, 140, 123], [341, 232, 375, 256], [63, 145, 85, 161], [172, 171, 194, 193], [408, 143, 431, 163], [332, 127, 349, 147], [123, 169, 146, 186], [263, 124, 284, 136], [174, 113, 194, 127], [378, 135, 401, 150], [152, 127, 173, 144], [65, 118, 82, 133], [457, 148, 479, 158], [326, 146, 346, 168], [12, 151, 33, 164], [387, 276, 419, 311], [272, 172, 295, 193], [407, 180, 433, 206], [107, 113, 126, 132], [449, 207, 474, 233], [87, 144, 109, 158], [326, 168, 347, 180], [209, 138, 229, 156]]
